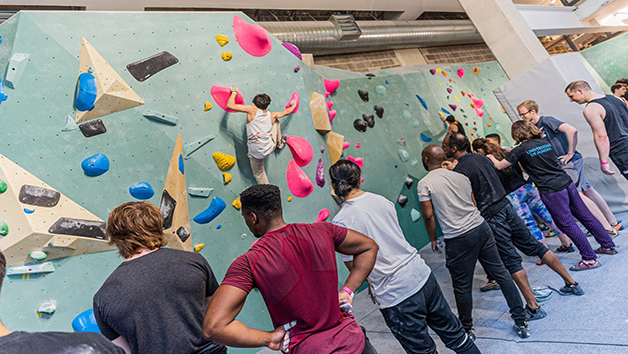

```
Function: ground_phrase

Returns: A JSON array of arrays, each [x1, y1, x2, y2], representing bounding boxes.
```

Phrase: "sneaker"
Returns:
[[536, 259, 544, 266], [594, 246, 618, 255], [277, 135, 287, 150], [612, 220, 624, 231], [559, 282, 584, 296], [569, 259, 601, 271], [525, 306, 547, 321], [609, 229, 618, 237], [466, 328, 476, 341], [556, 244, 575, 253], [480, 280, 500, 292], [514, 322, 531, 338]]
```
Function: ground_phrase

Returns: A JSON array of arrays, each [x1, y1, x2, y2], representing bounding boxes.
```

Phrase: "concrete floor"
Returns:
[[260, 212, 628, 353]]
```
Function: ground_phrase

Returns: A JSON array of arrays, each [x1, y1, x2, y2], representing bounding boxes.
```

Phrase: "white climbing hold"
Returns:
[[411, 209, 421, 222], [29, 251, 48, 261]]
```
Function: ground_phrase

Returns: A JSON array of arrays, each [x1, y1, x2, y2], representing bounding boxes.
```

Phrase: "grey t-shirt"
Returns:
[[0, 331, 125, 354], [333, 192, 432, 309], [93, 248, 225, 354], [417, 168, 484, 238]]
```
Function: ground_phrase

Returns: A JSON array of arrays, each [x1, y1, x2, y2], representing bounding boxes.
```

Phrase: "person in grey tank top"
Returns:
[[566, 80, 628, 180]]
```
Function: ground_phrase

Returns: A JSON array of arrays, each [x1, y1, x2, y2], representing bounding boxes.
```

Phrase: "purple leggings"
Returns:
[[540, 183, 615, 260]]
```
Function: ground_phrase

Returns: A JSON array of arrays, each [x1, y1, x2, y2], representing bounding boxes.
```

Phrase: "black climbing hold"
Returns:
[[48, 217, 107, 240], [176, 226, 191, 242], [362, 114, 375, 128], [404, 177, 414, 189], [397, 194, 408, 208], [19, 185, 61, 207], [358, 90, 369, 102], [365, 73, 375, 78], [79, 119, 107, 138], [159, 190, 177, 229], [374, 105, 384, 118], [353, 119, 368, 133], [127, 51, 179, 82]]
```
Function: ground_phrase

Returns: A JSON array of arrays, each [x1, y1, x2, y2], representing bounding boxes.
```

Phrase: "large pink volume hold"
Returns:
[[315, 209, 331, 223], [285, 91, 300, 114], [324, 78, 340, 94], [211, 85, 245, 113], [233, 15, 272, 57], [286, 135, 313, 166], [286, 160, 314, 198]]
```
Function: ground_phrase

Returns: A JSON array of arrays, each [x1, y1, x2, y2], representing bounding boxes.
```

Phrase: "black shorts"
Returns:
[[486, 201, 549, 274]]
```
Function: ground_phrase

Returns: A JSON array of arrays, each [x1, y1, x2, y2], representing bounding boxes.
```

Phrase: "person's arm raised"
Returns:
[[271, 101, 297, 122], [226, 87, 256, 114], [584, 103, 614, 175]]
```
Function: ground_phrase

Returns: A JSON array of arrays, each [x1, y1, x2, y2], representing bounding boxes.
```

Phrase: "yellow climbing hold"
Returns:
[[204, 101, 213, 111], [222, 172, 232, 185], [438, 82, 442, 86], [455, 96, 460, 102], [215, 35, 229, 47], [232, 197, 241, 210], [436, 68, 441, 73], [212, 152, 236, 171], [221, 52, 233, 61], [287, 196, 293, 202], [501, 105, 506, 113], [194, 244, 205, 253]]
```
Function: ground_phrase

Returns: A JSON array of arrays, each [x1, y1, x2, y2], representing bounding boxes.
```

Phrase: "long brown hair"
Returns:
[[473, 139, 513, 174], [511, 120, 543, 144], [106, 202, 168, 258]]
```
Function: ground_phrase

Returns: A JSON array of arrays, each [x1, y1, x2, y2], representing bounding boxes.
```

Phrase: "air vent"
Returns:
[[329, 14, 362, 41]]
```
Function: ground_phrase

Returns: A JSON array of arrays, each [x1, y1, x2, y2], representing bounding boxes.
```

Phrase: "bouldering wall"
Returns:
[[581, 33, 628, 87], [0, 11, 515, 352]]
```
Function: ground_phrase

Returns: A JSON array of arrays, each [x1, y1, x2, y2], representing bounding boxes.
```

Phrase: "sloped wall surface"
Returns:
[[581, 33, 628, 87]]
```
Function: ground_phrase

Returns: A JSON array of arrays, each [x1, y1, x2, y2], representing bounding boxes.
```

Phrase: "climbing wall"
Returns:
[[581, 33, 628, 87], [0, 11, 514, 351]]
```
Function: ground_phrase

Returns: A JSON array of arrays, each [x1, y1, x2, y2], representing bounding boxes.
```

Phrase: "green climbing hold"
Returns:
[[375, 85, 387, 96], [0, 180, 7, 194], [0, 221, 8, 236]]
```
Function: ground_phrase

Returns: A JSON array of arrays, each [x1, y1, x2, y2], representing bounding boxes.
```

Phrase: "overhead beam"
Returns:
[[516, 4, 628, 36]]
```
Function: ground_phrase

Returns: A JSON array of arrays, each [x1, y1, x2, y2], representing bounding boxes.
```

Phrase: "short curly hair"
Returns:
[[240, 184, 282, 220], [106, 202, 167, 258]]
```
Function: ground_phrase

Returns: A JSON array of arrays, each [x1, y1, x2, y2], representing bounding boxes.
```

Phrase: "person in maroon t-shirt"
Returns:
[[203, 184, 380, 354]]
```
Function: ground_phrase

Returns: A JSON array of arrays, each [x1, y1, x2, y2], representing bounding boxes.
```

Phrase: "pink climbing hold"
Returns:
[[286, 135, 313, 167], [233, 15, 272, 57], [448, 104, 457, 111], [457, 68, 465, 78], [210, 85, 245, 113], [285, 91, 300, 114], [342, 141, 351, 150], [355, 142, 361, 148], [294, 65, 300, 73], [320, 145, 325, 153], [347, 156, 364, 168], [281, 42, 302, 60], [472, 98, 485, 109], [324, 78, 340, 95], [286, 160, 314, 198], [325, 92, 331, 98], [316, 158, 325, 187], [315, 209, 331, 223], [475, 108, 485, 118], [446, 88, 453, 94], [360, 177, 365, 184], [329, 110, 337, 122], [327, 101, 334, 110]]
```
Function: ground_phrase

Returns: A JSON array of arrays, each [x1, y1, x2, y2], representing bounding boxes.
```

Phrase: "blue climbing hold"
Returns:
[[23, 208, 34, 214], [440, 107, 452, 115], [129, 182, 155, 200], [178, 154, 184, 174], [72, 309, 101, 333], [420, 133, 433, 142], [405, 103, 410, 107], [75, 73, 97, 111], [81, 153, 109, 177], [416, 95, 428, 110], [385, 80, 390, 85], [193, 197, 226, 224], [0, 78, 8, 106], [216, 224, 222, 229]]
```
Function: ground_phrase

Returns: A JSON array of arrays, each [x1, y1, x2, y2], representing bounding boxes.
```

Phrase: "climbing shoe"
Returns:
[[466, 328, 476, 341], [514, 322, 531, 338], [480, 280, 500, 292], [594, 246, 618, 255], [525, 306, 547, 321], [569, 259, 601, 271], [559, 282, 584, 296], [556, 244, 575, 253]]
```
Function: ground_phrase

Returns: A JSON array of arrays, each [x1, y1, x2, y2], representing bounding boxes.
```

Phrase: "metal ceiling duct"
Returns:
[[259, 20, 484, 56]]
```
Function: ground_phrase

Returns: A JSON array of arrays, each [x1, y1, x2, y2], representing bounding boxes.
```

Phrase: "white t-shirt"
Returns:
[[333, 192, 432, 309], [417, 168, 484, 238], [246, 109, 275, 159]]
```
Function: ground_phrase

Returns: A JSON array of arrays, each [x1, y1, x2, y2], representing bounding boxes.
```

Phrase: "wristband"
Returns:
[[601, 161, 610, 165], [341, 286, 355, 298]]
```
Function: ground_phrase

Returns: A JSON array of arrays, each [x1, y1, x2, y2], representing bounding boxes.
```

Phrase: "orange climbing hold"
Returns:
[[487, 123, 492, 127], [489, 116, 493, 120], [442, 71, 448, 77]]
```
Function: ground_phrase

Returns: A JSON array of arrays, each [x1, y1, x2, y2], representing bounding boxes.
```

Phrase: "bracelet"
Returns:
[[601, 161, 610, 165], [341, 286, 355, 298]]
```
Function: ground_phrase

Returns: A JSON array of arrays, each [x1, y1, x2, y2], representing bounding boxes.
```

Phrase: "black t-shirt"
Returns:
[[0, 331, 125, 354], [499, 163, 529, 195], [93, 248, 225, 354], [454, 153, 507, 219], [506, 138, 572, 194]]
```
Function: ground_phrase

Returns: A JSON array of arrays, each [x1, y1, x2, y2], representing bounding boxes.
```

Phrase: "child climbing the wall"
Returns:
[[227, 87, 297, 184]]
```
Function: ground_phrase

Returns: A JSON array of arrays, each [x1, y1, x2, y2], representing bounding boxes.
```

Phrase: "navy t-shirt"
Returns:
[[0, 331, 125, 354], [506, 138, 572, 194], [536, 116, 582, 162], [454, 153, 507, 219]]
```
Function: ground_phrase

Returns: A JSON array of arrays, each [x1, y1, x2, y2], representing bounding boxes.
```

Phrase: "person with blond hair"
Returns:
[[93, 202, 226, 354], [489, 120, 618, 271]]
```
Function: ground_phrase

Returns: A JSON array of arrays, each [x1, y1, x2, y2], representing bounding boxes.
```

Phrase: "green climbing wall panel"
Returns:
[[581, 33, 628, 87]]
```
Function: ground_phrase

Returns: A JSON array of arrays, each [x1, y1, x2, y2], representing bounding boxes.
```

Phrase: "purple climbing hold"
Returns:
[[316, 158, 325, 187], [446, 88, 453, 94], [449, 104, 457, 111], [429, 69, 437, 75], [282, 42, 303, 60], [294, 65, 300, 73], [320, 145, 325, 153]]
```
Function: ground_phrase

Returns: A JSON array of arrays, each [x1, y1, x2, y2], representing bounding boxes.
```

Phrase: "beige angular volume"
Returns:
[[310, 92, 332, 135], [159, 134, 193, 251], [0, 154, 116, 266], [327, 131, 345, 164], [75, 38, 144, 123]]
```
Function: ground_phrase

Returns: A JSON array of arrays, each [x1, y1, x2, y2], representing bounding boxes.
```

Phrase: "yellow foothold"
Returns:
[[436, 68, 441, 73], [438, 82, 442, 86], [215, 35, 229, 47], [232, 197, 241, 210], [455, 96, 459, 102], [287, 196, 293, 202], [194, 244, 205, 253], [222, 172, 232, 185], [221, 52, 233, 61], [213, 152, 236, 171], [204, 101, 213, 111]]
